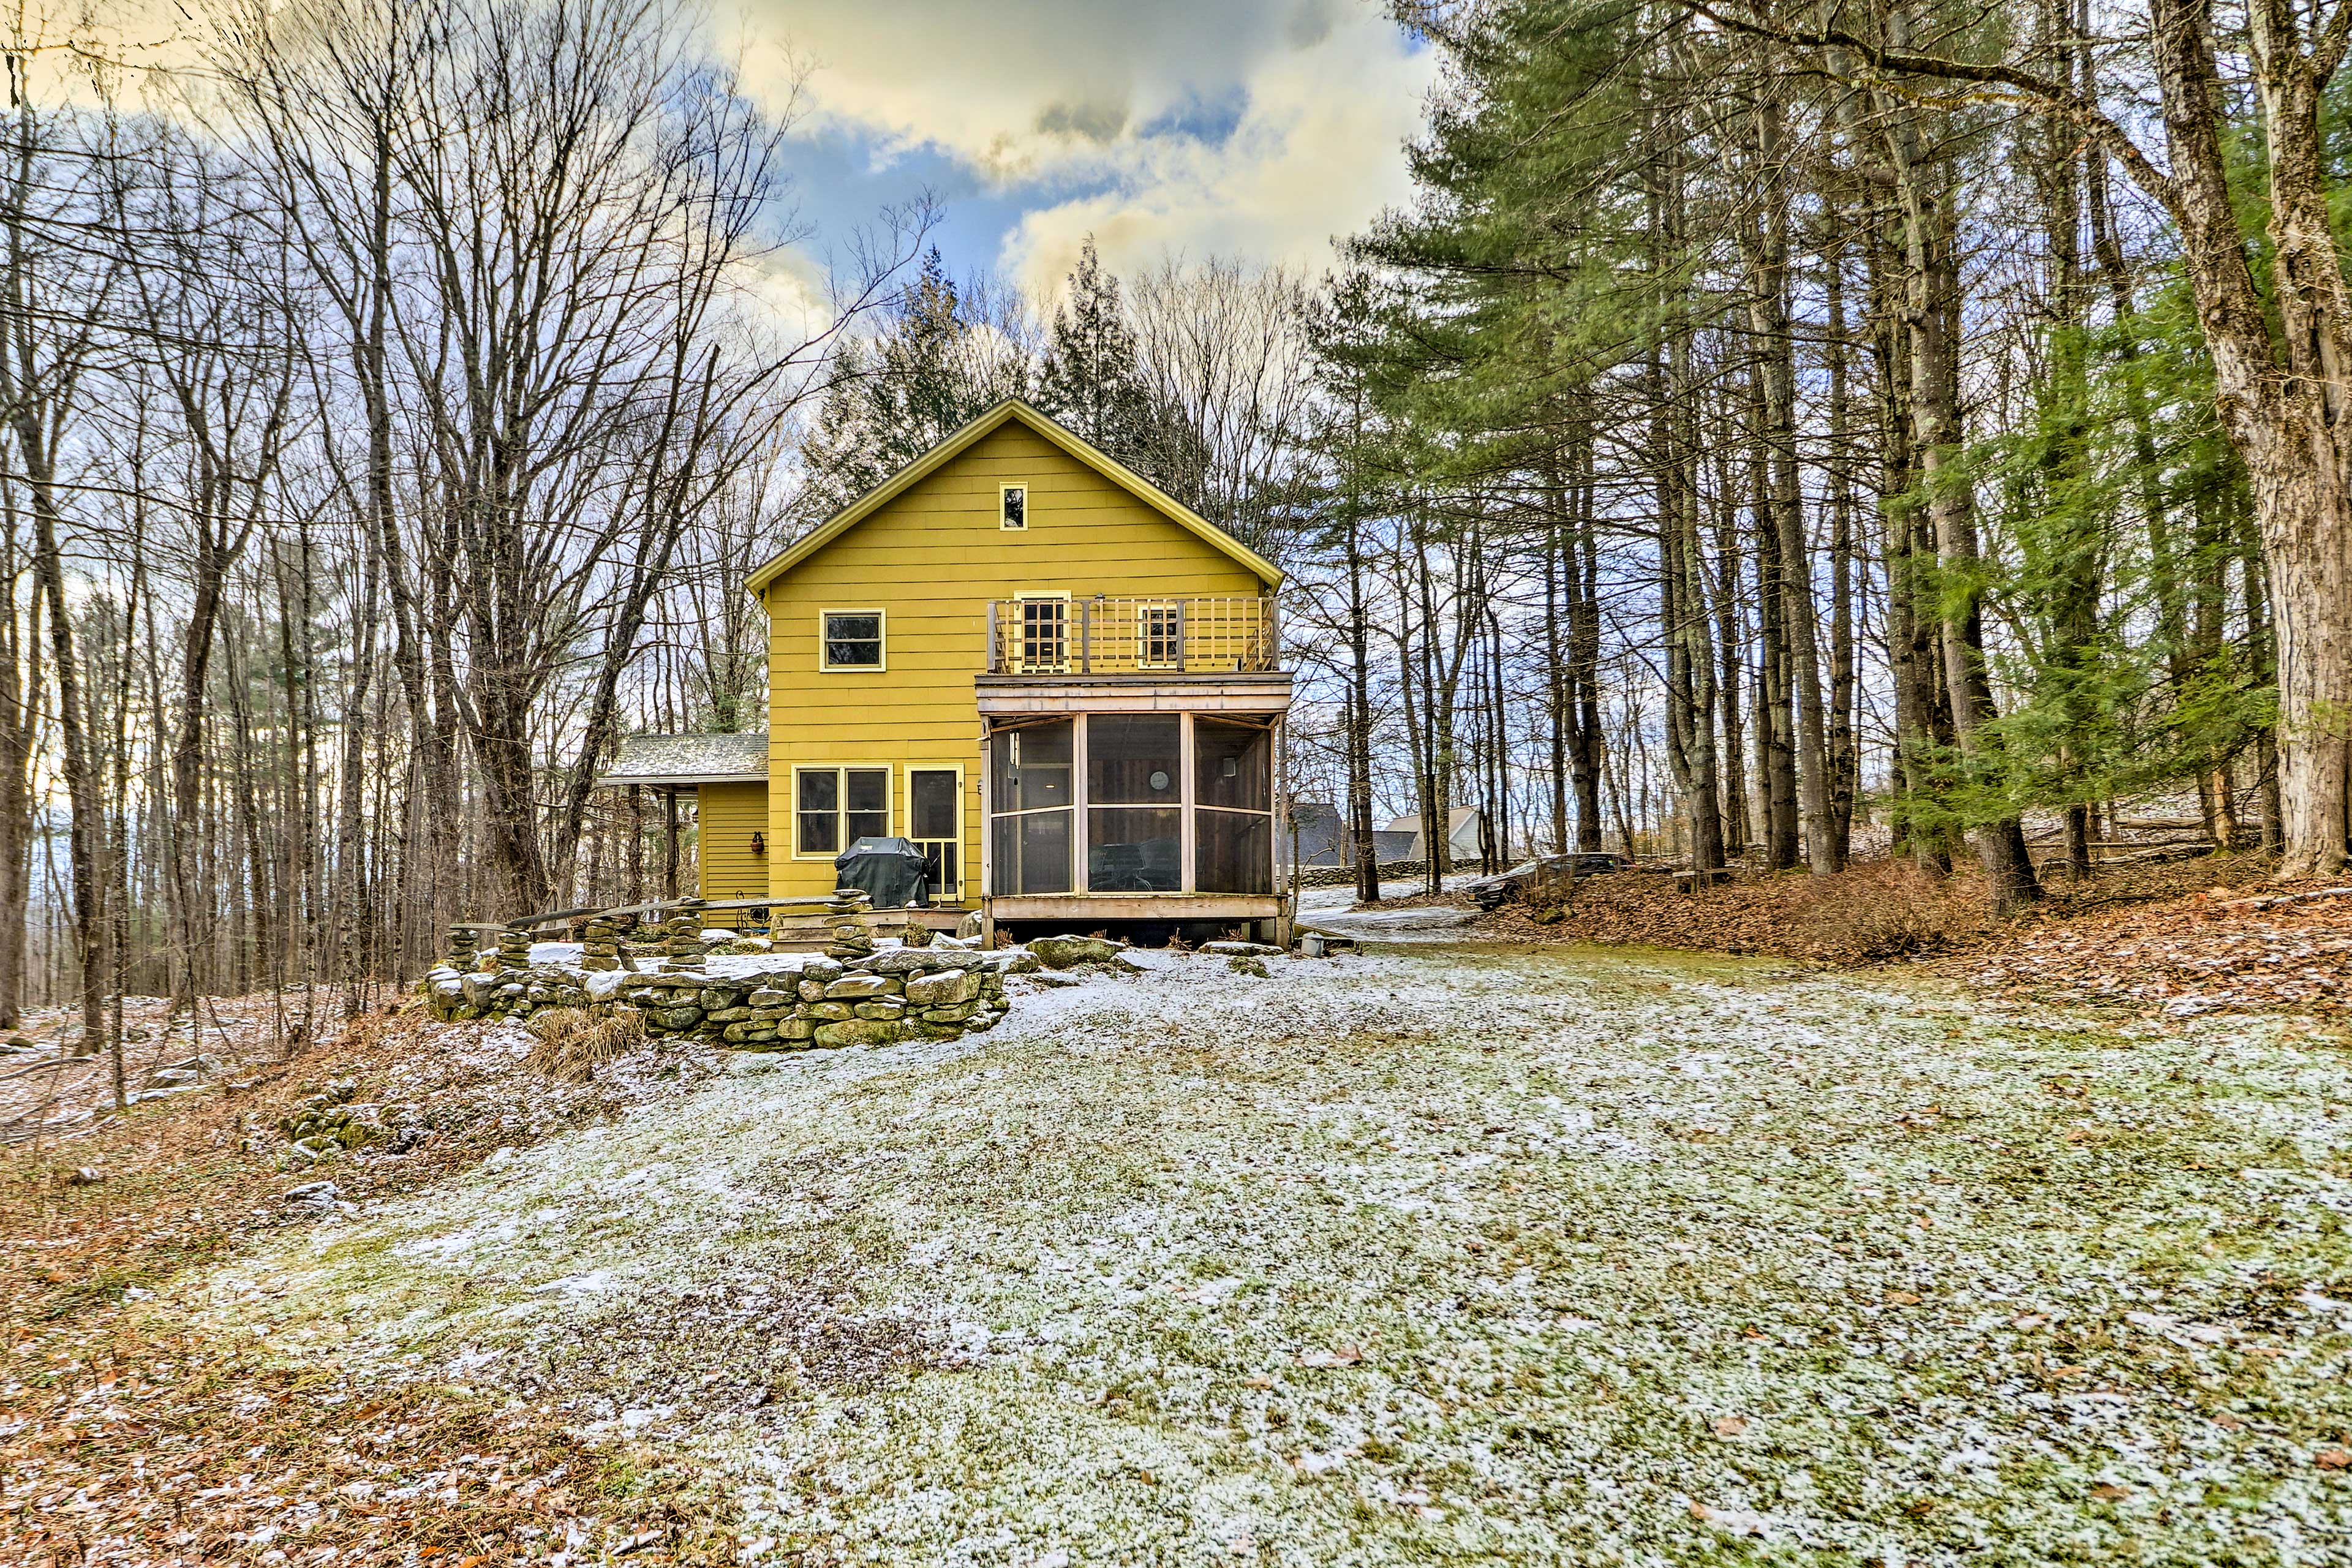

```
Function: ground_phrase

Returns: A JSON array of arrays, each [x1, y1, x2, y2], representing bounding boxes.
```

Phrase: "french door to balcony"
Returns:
[[1014, 595, 1069, 673]]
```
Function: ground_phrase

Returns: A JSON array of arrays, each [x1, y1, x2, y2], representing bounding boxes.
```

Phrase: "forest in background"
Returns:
[[0, 0, 2344, 1067]]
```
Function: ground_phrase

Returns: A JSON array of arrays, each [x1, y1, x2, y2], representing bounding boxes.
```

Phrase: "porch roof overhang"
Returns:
[[974, 672, 1292, 717], [594, 731, 771, 790]]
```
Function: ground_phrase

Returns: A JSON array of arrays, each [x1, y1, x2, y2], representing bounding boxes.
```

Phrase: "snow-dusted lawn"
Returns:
[[192, 944, 2352, 1564]]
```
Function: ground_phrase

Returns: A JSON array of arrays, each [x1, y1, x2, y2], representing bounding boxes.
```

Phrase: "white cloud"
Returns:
[[722, 0, 1435, 293]]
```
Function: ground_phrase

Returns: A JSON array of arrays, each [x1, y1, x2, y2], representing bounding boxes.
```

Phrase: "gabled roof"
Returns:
[[594, 731, 769, 787], [745, 398, 1283, 595]]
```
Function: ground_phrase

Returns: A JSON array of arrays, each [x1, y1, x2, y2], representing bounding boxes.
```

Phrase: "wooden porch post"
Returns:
[[978, 720, 996, 947], [1178, 710, 1197, 893], [1071, 714, 1090, 894]]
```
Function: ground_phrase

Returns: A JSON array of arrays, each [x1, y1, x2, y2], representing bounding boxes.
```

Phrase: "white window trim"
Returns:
[[999, 482, 1029, 530], [790, 763, 892, 861], [817, 607, 888, 673]]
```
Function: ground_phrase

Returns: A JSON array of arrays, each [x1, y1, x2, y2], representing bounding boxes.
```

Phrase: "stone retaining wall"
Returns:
[[420, 945, 1011, 1050]]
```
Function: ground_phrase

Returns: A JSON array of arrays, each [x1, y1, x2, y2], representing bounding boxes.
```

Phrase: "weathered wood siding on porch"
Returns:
[[762, 421, 1265, 903]]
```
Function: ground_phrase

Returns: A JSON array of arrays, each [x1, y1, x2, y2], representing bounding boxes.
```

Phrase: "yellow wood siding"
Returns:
[[763, 423, 1265, 902], [696, 782, 771, 914]]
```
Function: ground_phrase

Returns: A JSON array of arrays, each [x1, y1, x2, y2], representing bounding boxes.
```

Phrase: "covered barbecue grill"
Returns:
[[834, 835, 933, 908]]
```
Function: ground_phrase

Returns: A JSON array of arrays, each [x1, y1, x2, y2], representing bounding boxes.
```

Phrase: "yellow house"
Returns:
[[606, 399, 1295, 943]]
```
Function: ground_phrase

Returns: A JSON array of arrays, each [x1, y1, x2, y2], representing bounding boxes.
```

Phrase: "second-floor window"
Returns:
[[821, 610, 884, 669], [1000, 484, 1027, 529]]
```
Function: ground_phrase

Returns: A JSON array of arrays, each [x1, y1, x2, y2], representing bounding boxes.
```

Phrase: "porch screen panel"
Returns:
[[1195, 809, 1273, 894], [1194, 719, 1275, 894], [1087, 717, 1181, 892], [989, 720, 1072, 894]]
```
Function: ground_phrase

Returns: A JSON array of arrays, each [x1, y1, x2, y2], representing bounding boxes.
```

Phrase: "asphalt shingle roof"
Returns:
[[594, 731, 769, 786]]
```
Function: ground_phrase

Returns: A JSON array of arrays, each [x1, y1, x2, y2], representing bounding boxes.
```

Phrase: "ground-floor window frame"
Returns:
[[792, 763, 892, 859]]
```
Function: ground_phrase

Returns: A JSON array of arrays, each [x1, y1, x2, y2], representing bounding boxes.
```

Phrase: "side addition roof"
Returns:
[[594, 731, 771, 788], [744, 398, 1284, 595]]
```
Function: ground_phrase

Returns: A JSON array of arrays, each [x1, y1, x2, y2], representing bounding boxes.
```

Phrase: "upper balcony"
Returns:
[[984, 594, 1280, 676]]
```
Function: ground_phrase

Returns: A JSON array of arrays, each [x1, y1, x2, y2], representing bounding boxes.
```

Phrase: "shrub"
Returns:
[[522, 1006, 646, 1083]]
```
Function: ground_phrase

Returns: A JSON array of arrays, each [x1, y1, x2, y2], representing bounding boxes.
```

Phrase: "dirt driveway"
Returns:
[[170, 942, 2352, 1564]]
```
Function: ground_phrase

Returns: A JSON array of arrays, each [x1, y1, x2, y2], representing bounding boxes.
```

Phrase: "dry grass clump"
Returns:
[[523, 1005, 647, 1083], [1789, 861, 1996, 961]]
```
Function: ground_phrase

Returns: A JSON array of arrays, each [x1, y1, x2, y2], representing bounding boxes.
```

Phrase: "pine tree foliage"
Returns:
[[1036, 236, 1158, 464], [796, 250, 1032, 519]]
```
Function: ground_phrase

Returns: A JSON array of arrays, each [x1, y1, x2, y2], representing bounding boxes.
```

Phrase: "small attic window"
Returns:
[[1000, 483, 1027, 530]]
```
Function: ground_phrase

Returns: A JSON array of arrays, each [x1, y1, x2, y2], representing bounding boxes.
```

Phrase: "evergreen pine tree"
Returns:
[[796, 249, 1030, 519], [1036, 236, 1156, 462]]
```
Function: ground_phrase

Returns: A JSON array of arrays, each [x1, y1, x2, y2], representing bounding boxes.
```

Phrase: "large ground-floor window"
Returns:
[[796, 766, 889, 856], [986, 713, 1277, 897]]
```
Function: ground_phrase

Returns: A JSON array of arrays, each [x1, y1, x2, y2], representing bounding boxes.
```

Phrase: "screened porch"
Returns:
[[981, 712, 1278, 902]]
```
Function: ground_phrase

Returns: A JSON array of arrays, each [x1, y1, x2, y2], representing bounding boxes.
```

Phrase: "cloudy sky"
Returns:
[[722, 0, 1438, 302]]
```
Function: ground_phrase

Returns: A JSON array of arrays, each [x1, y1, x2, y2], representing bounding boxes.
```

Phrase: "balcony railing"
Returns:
[[986, 594, 1278, 676]]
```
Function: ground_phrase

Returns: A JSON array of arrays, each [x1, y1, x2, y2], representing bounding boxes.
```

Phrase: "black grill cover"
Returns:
[[834, 836, 933, 908]]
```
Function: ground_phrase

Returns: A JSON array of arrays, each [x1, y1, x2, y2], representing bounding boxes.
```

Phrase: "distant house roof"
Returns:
[[1379, 806, 1485, 859], [742, 398, 1283, 595], [594, 732, 769, 787], [1280, 802, 1349, 868]]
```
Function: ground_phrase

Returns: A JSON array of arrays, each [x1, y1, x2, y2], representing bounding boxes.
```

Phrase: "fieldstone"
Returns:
[[780, 1018, 816, 1041], [705, 1006, 753, 1023], [1001, 952, 1042, 974], [698, 988, 744, 1011], [869, 948, 980, 975], [905, 970, 981, 1007], [750, 987, 797, 1008], [804, 1001, 854, 1023], [797, 980, 828, 1003], [654, 1006, 703, 1031], [824, 974, 895, 1000], [1030, 936, 1121, 969], [922, 1001, 979, 1024], [1227, 957, 1270, 978], [852, 1000, 907, 1021], [1202, 940, 1282, 957], [801, 958, 846, 984], [813, 1019, 904, 1048]]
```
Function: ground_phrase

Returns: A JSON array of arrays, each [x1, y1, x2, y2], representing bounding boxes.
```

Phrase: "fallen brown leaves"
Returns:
[[1956, 880, 2352, 1016], [1469, 851, 2350, 1019], [1477, 860, 1998, 962], [3, 1319, 737, 1566], [0, 1006, 737, 1566]]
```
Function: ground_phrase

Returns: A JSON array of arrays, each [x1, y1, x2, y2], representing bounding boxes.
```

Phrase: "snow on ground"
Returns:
[[184, 943, 2351, 1564], [1298, 876, 1480, 940]]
